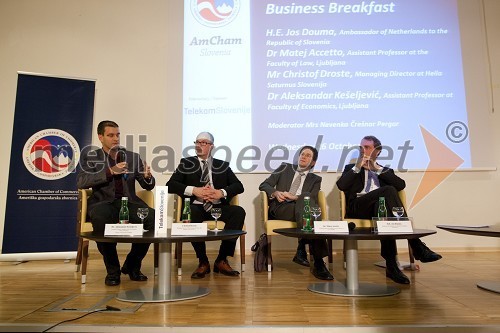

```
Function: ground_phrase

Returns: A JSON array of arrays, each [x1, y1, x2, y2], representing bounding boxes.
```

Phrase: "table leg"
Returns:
[[308, 239, 400, 297], [345, 239, 359, 291], [116, 242, 209, 302], [158, 242, 171, 296]]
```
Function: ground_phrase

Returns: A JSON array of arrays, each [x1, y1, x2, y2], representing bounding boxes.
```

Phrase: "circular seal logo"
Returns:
[[23, 129, 80, 180], [191, 0, 240, 28]]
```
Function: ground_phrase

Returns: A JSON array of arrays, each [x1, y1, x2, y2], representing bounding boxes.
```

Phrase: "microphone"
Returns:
[[116, 148, 128, 180]]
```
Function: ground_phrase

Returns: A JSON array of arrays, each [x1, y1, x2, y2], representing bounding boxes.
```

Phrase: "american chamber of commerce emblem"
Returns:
[[191, 0, 240, 28], [23, 129, 80, 180]]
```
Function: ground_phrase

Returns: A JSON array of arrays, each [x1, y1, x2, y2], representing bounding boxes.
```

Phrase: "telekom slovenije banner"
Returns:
[[1, 72, 94, 260]]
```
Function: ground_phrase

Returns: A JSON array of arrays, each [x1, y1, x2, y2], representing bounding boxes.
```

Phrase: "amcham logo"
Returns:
[[191, 0, 240, 27], [23, 129, 80, 180]]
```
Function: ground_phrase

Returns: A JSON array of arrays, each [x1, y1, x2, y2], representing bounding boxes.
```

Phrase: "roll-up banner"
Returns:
[[1, 72, 95, 260]]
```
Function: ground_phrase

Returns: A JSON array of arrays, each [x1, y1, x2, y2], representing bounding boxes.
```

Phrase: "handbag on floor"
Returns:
[[251, 233, 271, 272]]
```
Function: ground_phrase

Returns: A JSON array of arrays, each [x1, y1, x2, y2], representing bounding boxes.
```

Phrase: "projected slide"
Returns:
[[184, 0, 470, 172]]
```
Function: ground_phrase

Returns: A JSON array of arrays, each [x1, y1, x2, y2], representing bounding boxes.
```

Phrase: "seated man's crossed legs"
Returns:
[[269, 200, 333, 280], [351, 185, 442, 284]]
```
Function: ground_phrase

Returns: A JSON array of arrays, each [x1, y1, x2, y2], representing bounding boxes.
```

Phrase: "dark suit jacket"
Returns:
[[77, 148, 155, 211], [166, 156, 244, 204], [336, 163, 405, 217], [259, 162, 322, 206]]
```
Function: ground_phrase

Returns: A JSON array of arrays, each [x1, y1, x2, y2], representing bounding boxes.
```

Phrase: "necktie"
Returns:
[[365, 170, 380, 193], [201, 160, 212, 212], [201, 160, 210, 185], [289, 172, 305, 195]]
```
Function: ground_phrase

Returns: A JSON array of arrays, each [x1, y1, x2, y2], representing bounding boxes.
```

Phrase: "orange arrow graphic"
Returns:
[[409, 126, 464, 209]]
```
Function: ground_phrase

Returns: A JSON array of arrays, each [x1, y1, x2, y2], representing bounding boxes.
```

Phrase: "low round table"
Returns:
[[273, 227, 437, 297], [437, 224, 500, 294], [81, 229, 245, 302]]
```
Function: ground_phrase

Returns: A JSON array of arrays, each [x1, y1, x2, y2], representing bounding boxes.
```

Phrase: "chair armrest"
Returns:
[[77, 189, 92, 235], [260, 191, 269, 223], [229, 195, 239, 206], [173, 194, 182, 223], [318, 190, 327, 219], [136, 189, 154, 208]]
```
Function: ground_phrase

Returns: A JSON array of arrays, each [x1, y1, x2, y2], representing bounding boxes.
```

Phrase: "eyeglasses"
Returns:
[[194, 141, 212, 146]]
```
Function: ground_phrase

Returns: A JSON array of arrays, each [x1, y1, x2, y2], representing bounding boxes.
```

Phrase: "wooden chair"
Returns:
[[173, 194, 245, 275], [339, 188, 417, 270], [260, 190, 330, 272], [75, 189, 155, 284]]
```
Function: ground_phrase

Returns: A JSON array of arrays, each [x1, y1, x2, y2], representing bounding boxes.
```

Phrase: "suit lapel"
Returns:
[[209, 158, 223, 187], [302, 173, 314, 193], [285, 164, 297, 189]]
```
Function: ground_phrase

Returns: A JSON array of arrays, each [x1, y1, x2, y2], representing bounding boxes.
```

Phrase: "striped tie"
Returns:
[[201, 160, 212, 212]]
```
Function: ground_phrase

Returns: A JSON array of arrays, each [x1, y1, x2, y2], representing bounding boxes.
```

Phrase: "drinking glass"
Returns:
[[137, 208, 149, 231], [392, 207, 404, 220], [310, 206, 321, 226], [137, 208, 149, 223], [210, 208, 222, 232]]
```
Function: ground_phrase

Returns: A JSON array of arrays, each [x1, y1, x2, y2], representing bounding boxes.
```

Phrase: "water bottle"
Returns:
[[374, 196, 387, 233], [182, 198, 191, 223], [377, 197, 388, 218], [302, 195, 312, 231], [119, 197, 129, 224]]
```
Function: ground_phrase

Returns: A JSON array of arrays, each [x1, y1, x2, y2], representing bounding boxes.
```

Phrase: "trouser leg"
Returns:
[[217, 205, 245, 258], [124, 243, 151, 271], [90, 202, 121, 275]]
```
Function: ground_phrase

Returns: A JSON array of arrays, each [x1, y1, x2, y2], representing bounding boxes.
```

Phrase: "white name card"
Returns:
[[314, 221, 349, 233], [171, 223, 208, 236], [154, 186, 169, 237], [377, 220, 414, 233], [104, 224, 143, 236]]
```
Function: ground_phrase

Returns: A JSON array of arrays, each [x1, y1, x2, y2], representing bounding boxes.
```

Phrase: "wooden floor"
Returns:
[[1, 249, 500, 333]]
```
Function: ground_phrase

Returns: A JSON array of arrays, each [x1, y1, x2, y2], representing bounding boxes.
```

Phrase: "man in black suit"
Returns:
[[336, 135, 442, 284], [259, 146, 333, 280], [77, 120, 155, 286], [167, 132, 245, 279]]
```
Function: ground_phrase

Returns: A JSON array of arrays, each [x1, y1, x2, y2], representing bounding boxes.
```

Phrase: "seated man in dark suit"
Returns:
[[77, 120, 155, 286], [167, 132, 245, 279], [259, 146, 333, 280], [336, 135, 441, 284]]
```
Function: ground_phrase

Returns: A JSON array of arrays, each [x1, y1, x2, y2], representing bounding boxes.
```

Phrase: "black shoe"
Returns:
[[121, 267, 148, 281], [311, 261, 334, 280], [292, 249, 310, 267], [413, 242, 442, 263], [105, 274, 121, 286], [386, 262, 410, 284]]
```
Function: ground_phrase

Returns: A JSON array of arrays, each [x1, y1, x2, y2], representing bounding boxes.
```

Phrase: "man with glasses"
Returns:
[[259, 146, 333, 280], [167, 132, 245, 279]]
